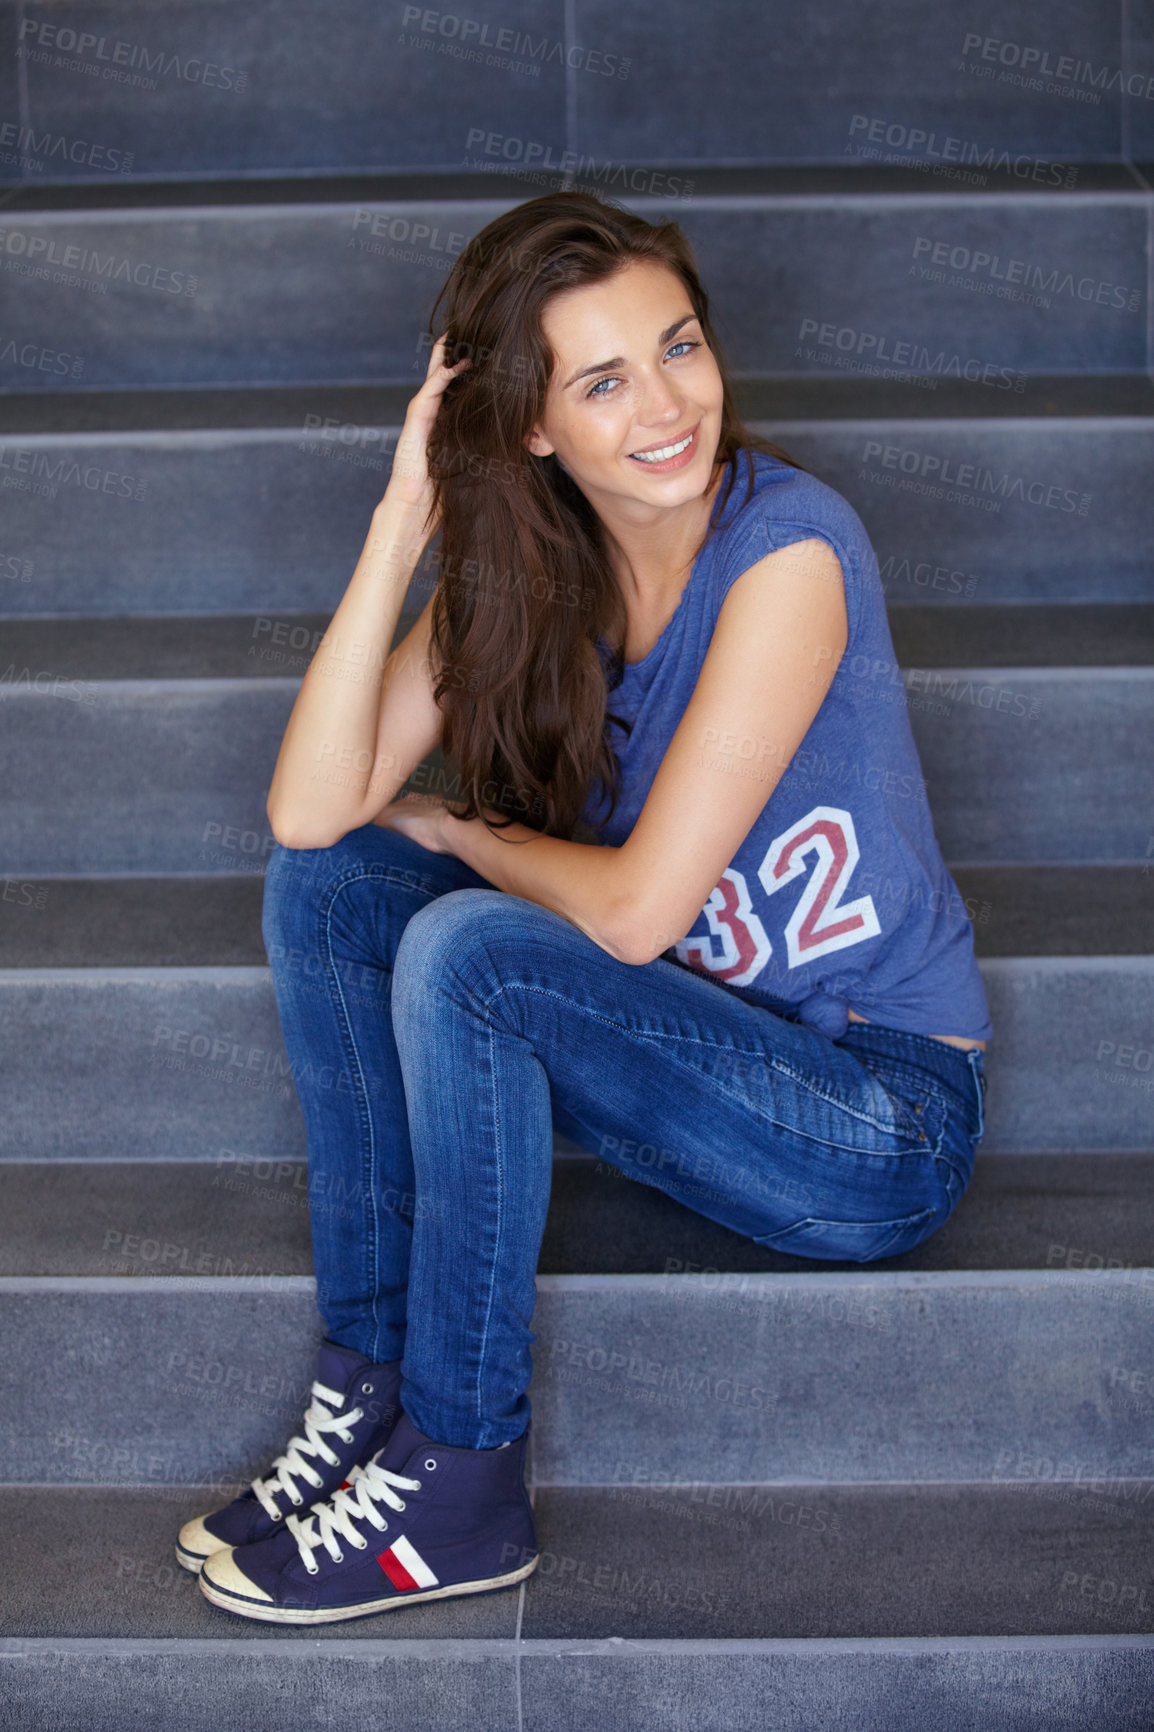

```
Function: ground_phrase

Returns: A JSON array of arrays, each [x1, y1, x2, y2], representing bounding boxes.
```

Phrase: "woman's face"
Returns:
[[525, 259, 725, 522]]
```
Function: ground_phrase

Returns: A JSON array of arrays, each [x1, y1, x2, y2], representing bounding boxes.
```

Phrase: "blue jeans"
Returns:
[[261, 822, 987, 1449]]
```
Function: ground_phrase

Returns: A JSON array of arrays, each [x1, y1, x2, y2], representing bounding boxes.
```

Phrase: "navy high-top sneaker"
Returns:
[[197, 1410, 538, 1623], [175, 1340, 402, 1573]]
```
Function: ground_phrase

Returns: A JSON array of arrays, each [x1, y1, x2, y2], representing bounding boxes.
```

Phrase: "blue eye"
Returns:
[[584, 338, 701, 399]]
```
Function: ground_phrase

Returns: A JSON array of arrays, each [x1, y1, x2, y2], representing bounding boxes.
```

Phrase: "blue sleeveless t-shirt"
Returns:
[[579, 445, 993, 1044]]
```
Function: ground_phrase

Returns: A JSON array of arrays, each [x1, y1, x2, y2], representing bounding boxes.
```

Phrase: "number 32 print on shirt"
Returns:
[[673, 805, 882, 988]]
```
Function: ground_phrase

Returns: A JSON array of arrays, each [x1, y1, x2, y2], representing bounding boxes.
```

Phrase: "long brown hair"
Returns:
[[423, 189, 803, 842]]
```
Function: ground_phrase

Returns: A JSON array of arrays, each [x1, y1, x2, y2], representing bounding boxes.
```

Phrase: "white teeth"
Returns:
[[630, 431, 693, 463]]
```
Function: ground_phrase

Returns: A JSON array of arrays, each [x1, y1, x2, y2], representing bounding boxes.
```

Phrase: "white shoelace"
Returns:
[[250, 1378, 365, 1519], [285, 1455, 424, 1574]]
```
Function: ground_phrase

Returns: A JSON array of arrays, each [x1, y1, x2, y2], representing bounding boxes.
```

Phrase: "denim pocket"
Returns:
[[966, 1049, 987, 1144], [752, 1203, 939, 1263]]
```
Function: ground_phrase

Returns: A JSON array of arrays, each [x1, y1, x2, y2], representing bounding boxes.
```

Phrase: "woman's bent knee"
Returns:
[[391, 888, 511, 999], [261, 827, 394, 950]]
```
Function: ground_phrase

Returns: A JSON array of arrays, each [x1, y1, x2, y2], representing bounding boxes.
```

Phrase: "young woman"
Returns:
[[177, 190, 990, 1624]]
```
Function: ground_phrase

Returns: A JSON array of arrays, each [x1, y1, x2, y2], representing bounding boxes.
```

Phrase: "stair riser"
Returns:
[[1, 675, 1151, 872], [0, 200, 1147, 390], [0, 683, 294, 875], [0, 0, 568, 183], [4, 1639, 1154, 1732], [769, 421, 1154, 606], [0, 970, 304, 1162], [2, 1277, 1153, 1484], [0, 429, 400, 616], [981, 961, 1154, 1153], [907, 672, 1153, 861], [1, 963, 1151, 1158], [2, 420, 1149, 617], [1, 0, 1142, 180], [0, 1643, 513, 1732], [2, 1641, 1154, 1732]]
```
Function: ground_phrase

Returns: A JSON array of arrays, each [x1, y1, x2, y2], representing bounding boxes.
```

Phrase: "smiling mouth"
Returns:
[[628, 425, 698, 464]]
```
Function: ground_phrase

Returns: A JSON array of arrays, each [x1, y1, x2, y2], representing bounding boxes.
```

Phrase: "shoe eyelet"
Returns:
[[395, 1500, 405, 1511], [354, 1536, 367, 1550], [361, 1382, 374, 1394], [424, 1458, 437, 1471], [411, 1480, 422, 1492], [332, 1549, 344, 1563]]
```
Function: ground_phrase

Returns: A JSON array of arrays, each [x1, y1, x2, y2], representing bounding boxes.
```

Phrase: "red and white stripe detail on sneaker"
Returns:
[[377, 1533, 439, 1592]]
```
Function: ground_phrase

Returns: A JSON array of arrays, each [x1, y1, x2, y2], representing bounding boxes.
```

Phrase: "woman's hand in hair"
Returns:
[[382, 333, 471, 534], [370, 791, 454, 854]]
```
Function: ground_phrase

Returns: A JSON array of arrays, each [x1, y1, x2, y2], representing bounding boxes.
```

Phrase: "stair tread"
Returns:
[[1, 869, 1150, 967], [3, 606, 1152, 679], [1, 376, 1151, 436], [887, 605, 1154, 668], [0, 162, 1141, 215], [1, 1155, 1151, 1279], [0, 1479, 1150, 1640]]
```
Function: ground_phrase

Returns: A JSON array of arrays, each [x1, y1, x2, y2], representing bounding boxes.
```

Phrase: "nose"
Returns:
[[632, 365, 682, 427]]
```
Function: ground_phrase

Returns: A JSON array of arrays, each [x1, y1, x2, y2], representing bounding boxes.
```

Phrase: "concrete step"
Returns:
[[0, 192, 1147, 392], [2, 668, 1151, 872], [0, 678, 295, 874], [2, 866, 1151, 968], [3, 605, 1152, 680], [1, 167, 1144, 211], [0, 951, 1151, 1159], [0, 0, 1143, 180], [1, 1155, 1152, 1280], [5, 375, 1153, 435], [3, 1270, 1153, 1486], [2, 1633, 1151, 1732], [1, 408, 1148, 614], [1, 1479, 1152, 1641], [772, 418, 1153, 606], [909, 668, 1152, 862]]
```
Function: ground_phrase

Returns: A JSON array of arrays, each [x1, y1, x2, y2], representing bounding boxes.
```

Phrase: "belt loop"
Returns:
[[966, 1048, 986, 1142]]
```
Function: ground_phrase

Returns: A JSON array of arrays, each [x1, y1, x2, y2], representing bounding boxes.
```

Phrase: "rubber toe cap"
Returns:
[[200, 1547, 275, 1604], [176, 1513, 227, 1568]]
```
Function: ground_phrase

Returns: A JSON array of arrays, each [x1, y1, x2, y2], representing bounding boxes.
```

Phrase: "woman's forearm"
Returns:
[[266, 497, 433, 846], [441, 811, 640, 963]]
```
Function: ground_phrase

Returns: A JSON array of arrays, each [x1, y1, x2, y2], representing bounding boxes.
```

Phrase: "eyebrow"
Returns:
[[561, 313, 700, 391]]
